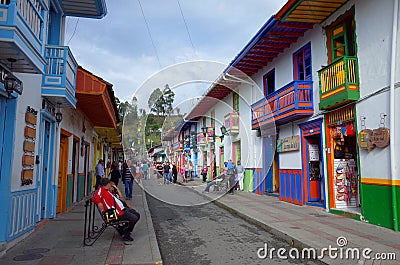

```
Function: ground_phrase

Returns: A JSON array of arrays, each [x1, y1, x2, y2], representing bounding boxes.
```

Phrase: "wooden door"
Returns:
[[56, 136, 68, 213]]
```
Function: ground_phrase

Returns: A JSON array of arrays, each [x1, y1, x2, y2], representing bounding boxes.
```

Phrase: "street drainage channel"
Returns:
[[13, 248, 50, 261]]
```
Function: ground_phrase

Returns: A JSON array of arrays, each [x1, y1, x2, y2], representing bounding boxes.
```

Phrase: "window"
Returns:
[[233, 92, 239, 112], [211, 110, 215, 127], [202, 117, 206, 128], [263, 69, 275, 97], [327, 10, 356, 62], [293, 43, 312, 81]]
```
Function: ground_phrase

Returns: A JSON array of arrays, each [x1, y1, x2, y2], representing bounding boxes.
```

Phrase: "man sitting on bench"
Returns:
[[92, 178, 140, 242]]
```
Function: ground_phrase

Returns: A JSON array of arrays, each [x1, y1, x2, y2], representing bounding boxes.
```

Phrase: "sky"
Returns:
[[66, 0, 287, 112]]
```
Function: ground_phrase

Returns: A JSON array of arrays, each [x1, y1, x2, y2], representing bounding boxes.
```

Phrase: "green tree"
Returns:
[[148, 84, 175, 117]]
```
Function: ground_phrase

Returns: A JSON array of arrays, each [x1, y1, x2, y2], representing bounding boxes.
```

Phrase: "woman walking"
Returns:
[[123, 160, 135, 200]]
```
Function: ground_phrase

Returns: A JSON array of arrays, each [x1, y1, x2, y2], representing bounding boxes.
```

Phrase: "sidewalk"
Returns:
[[182, 178, 400, 265], [0, 183, 162, 265]]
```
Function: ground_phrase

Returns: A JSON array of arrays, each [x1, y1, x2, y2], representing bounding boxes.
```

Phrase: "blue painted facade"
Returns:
[[0, 0, 107, 254]]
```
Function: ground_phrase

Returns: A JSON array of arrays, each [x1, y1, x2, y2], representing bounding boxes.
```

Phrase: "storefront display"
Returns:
[[333, 159, 358, 209]]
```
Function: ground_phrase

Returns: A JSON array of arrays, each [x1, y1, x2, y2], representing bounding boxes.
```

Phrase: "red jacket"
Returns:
[[92, 187, 125, 216]]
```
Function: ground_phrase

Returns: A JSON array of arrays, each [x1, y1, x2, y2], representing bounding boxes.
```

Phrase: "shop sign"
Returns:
[[277, 135, 299, 153], [357, 127, 390, 151], [309, 144, 320, 161]]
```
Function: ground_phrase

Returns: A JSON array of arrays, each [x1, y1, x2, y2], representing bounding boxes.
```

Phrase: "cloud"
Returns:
[[67, 0, 287, 105]]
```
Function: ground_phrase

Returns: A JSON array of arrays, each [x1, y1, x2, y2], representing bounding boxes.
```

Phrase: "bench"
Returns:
[[83, 198, 129, 246]]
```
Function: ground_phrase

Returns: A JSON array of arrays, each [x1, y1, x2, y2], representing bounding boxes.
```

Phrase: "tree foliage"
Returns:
[[148, 84, 175, 117]]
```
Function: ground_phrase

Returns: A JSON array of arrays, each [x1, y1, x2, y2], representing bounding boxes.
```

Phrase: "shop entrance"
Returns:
[[305, 135, 324, 206], [326, 106, 360, 213], [300, 119, 325, 208]]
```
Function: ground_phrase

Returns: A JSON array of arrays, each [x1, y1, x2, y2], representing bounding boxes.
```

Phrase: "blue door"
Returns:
[[41, 121, 51, 218], [264, 137, 274, 192]]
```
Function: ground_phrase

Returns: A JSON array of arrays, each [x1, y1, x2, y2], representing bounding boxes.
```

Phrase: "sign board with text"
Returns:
[[277, 135, 300, 153]]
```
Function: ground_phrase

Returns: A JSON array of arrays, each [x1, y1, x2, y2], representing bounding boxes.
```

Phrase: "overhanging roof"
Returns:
[[61, 0, 107, 19], [76, 66, 120, 128], [275, 0, 348, 24]]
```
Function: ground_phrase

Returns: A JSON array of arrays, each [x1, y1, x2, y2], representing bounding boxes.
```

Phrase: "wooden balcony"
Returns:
[[41, 46, 78, 108], [251, 80, 314, 129], [318, 56, 359, 110], [224, 112, 239, 134], [0, 0, 46, 74]]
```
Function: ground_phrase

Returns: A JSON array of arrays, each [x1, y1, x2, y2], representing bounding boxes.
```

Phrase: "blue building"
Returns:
[[0, 0, 107, 254]]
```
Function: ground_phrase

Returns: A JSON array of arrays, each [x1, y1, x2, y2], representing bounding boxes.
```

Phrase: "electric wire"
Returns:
[[176, 0, 197, 59], [67, 18, 79, 45], [137, 0, 162, 69]]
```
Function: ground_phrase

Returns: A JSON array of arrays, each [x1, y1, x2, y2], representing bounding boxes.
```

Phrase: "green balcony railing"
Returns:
[[318, 56, 359, 110]]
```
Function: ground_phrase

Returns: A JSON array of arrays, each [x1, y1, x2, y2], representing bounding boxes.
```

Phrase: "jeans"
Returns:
[[204, 180, 216, 192], [125, 179, 133, 199], [164, 172, 171, 183]]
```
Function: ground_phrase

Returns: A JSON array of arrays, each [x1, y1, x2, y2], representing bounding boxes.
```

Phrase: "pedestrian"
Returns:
[[163, 161, 171, 184], [184, 163, 190, 183], [236, 160, 245, 191], [226, 160, 237, 195], [181, 166, 186, 183], [142, 161, 149, 179], [189, 161, 194, 181], [123, 160, 135, 200], [172, 163, 178, 183], [202, 165, 208, 182], [156, 162, 163, 179], [118, 160, 123, 176], [95, 159, 105, 190], [92, 178, 140, 242], [110, 161, 122, 186]]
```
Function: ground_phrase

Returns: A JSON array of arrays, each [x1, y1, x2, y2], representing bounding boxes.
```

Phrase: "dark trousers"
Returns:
[[95, 175, 102, 190], [117, 208, 140, 236], [227, 174, 236, 194], [202, 173, 207, 182]]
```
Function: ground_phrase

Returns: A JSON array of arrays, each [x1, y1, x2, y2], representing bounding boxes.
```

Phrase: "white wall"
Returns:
[[353, 0, 396, 180], [11, 73, 43, 191]]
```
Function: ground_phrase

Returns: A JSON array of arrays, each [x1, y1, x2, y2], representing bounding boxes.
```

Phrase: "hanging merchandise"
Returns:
[[333, 159, 358, 209]]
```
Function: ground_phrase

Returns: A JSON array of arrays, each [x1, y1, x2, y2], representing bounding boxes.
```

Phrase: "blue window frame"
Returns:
[[263, 69, 275, 97], [293, 42, 312, 81]]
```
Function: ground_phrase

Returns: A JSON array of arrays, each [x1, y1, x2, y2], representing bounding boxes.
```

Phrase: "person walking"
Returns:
[[95, 159, 105, 190], [189, 161, 194, 181], [172, 163, 178, 183], [110, 161, 122, 186], [202, 165, 208, 183], [142, 161, 149, 179], [226, 160, 237, 195], [236, 160, 245, 191], [163, 162, 171, 184], [123, 160, 135, 200]]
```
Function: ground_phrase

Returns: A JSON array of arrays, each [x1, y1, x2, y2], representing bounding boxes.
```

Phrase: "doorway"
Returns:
[[300, 119, 325, 208], [40, 120, 51, 218], [57, 134, 69, 213]]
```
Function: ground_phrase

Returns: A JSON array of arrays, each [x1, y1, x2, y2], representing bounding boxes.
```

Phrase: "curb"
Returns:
[[185, 185, 329, 264], [136, 180, 163, 265]]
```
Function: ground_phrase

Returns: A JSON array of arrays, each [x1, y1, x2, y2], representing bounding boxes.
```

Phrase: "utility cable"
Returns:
[[67, 18, 79, 45], [137, 0, 162, 69], [176, 0, 197, 59]]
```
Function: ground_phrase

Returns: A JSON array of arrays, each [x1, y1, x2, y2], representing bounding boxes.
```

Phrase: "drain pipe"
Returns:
[[390, 0, 399, 232]]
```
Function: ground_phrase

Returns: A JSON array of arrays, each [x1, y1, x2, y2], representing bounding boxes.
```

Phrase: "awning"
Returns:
[[61, 0, 107, 19], [76, 66, 120, 128]]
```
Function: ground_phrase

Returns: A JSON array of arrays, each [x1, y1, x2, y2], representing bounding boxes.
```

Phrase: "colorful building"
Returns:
[[0, 0, 114, 255], [164, 0, 399, 231]]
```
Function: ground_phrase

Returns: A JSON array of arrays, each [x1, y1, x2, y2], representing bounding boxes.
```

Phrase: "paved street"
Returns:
[[142, 178, 322, 265]]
